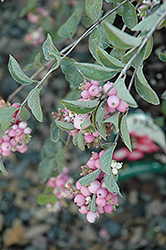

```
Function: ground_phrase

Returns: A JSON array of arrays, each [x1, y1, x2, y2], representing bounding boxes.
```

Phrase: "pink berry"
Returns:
[[10, 138, 17, 147], [95, 159, 101, 169], [74, 194, 85, 206], [97, 188, 108, 198], [2, 150, 11, 156], [88, 180, 101, 193], [96, 197, 107, 207], [92, 131, 100, 137], [81, 186, 92, 196], [91, 80, 100, 86], [107, 95, 120, 108], [15, 128, 23, 136], [84, 82, 91, 90], [88, 85, 100, 97], [2, 135, 10, 142], [1, 142, 12, 152], [87, 157, 96, 169], [117, 99, 129, 112], [76, 181, 82, 190], [70, 129, 78, 138], [103, 203, 114, 213], [12, 124, 18, 130], [106, 105, 116, 114], [84, 134, 95, 143], [8, 129, 16, 137], [12, 103, 20, 108], [81, 90, 90, 99], [16, 143, 28, 153], [103, 82, 117, 96], [97, 206, 104, 214], [86, 211, 100, 223], [79, 205, 88, 214], [99, 150, 105, 158], [19, 121, 27, 129], [92, 152, 99, 160]]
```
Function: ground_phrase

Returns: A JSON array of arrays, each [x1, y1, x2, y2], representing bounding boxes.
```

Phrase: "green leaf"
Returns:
[[42, 34, 61, 71], [85, 0, 103, 22], [77, 131, 85, 151], [120, 112, 132, 151], [37, 194, 49, 205], [49, 194, 58, 204], [144, 36, 153, 60], [104, 111, 120, 131], [19, 106, 31, 121], [41, 138, 59, 158], [132, 2, 166, 32], [114, 78, 138, 108], [8, 55, 34, 85], [158, 52, 166, 62], [110, 48, 126, 60], [101, 142, 114, 150], [55, 147, 65, 173], [0, 106, 19, 130], [104, 173, 120, 194], [99, 145, 116, 175], [96, 100, 107, 140], [96, 47, 125, 69], [61, 99, 99, 114], [0, 160, 8, 176], [78, 169, 101, 187], [38, 157, 56, 182], [61, 58, 84, 88], [122, 45, 146, 68], [135, 66, 160, 105], [122, 2, 138, 29], [90, 193, 98, 212], [75, 62, 118, 81], [50, 122, 60, 143], [89, 28, 103, 60], [103, 21, 142, 50], [58, 13, 78, 38], [27, 88, 43, 122], [55, 120, 75, 131]]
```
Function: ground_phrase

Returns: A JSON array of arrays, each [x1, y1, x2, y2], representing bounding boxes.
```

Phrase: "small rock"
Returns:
[[130, 226, 143, 244], [25, 224, 51, 239], [128, 190, 138, 205], [0, 213, 4, 231]]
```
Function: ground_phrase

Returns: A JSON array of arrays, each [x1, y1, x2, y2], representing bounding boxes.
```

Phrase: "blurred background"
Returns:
[[0, 0, 166, 249]]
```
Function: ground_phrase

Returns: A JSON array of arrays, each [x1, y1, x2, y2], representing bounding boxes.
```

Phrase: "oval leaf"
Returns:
[[78, 169, 101, 187], [8, 55, 34, 85], [38, 157, 56, 182], [104, 173, 120, 194], [27, 88, 43, 122], [75, 62, 118, 81], [19, 106, 31, 121], [114, 78, 138, 107], [85, 0, 103, 22], [122, 2, 138, 29], [135, 66, 160, 105], [61, 99, 99, 114], [0, 106, 19, 130], [120, 113, 132, 151], [55, 120, 75, 131], [37, 194, 49, 205], [99, 145, 116, 174], [96, 100, 107, 140]]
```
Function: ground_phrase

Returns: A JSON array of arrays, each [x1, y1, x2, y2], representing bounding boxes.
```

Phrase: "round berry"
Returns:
[[88, 180, 101, 193], [97, 188, 108, 198], [74, 194, 85, 206], [73, 114, 88, 129], [117, 99, 129, 112], [86, 211, 100, 223], [91, 80, 100, 86], [88, 85, 100, 97], [107, 95, 120, 108], [1, 142, 12, 152], [84, 134, 95, 143], [103, 82, 116, 96], [76, 181, 82, 190], [81, 186, 92, 196], [103, 203, 113, 213], [96, 197, 107, 207], [79, 205, 88, 214], [87, 157, 96, 169], [81, 90, 90, 99]]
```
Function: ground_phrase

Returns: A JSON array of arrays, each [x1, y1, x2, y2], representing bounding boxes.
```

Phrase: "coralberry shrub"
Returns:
[[0, 0, 166, 222]]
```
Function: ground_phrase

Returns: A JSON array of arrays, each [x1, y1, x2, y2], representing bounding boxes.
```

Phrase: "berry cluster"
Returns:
[[66, 151, 121, 223], [46, 167, 75, 212], [0, 102, 31, 157], [54, 80, 129, 148], [113, 131, 159, 161]]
